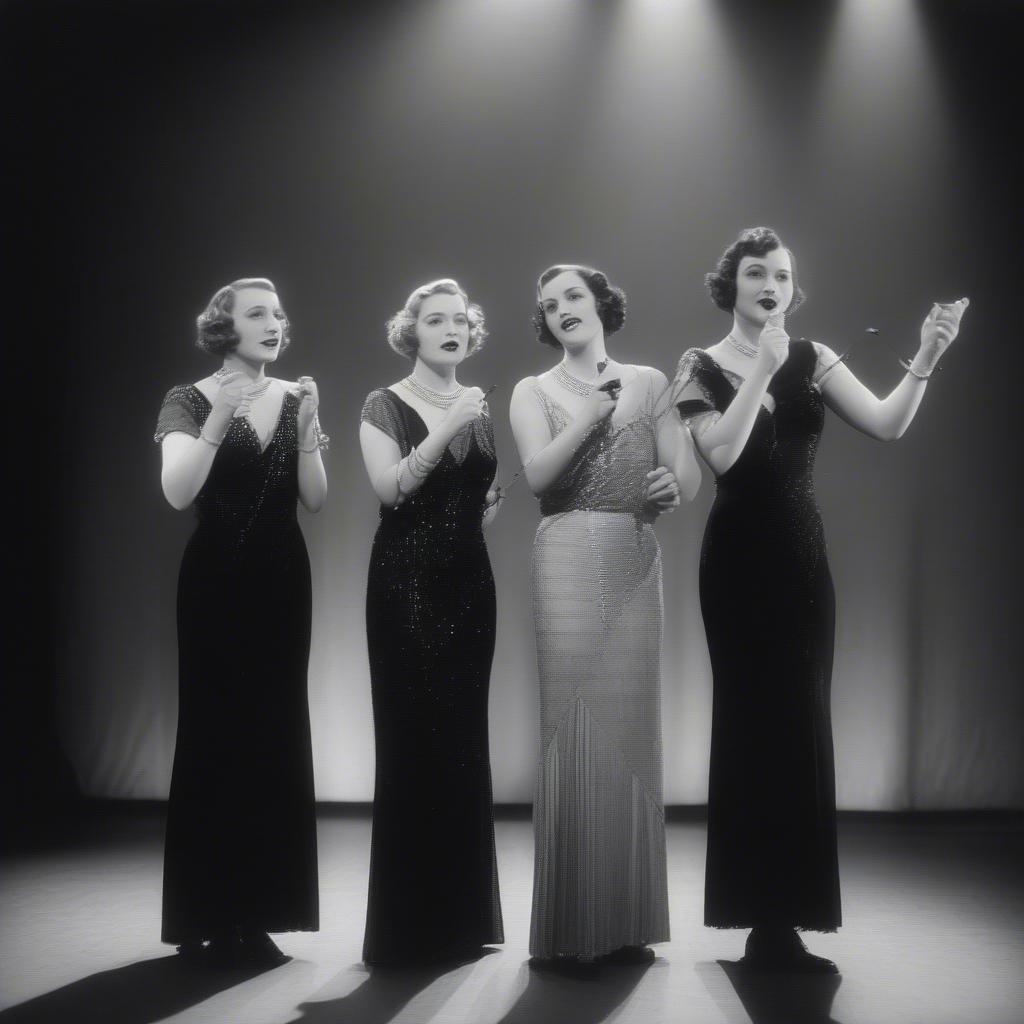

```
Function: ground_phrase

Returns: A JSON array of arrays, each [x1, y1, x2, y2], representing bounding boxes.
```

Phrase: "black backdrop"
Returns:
[[5, 0, 1022, 827]]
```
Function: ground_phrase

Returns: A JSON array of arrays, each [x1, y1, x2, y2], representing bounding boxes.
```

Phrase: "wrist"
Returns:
[[911, 347, 941, 375]]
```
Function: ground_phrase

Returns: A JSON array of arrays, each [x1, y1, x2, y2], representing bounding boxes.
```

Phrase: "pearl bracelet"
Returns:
[[198, 431, 223, 448], [899, 358, 936, 380]]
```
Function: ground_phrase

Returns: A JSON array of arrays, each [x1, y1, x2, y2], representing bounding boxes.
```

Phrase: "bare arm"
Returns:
[[160, 373, 251, 510], [360, 388, 486, 506], [294, 378, 327, 512], [509, 378, 614, 495], [815, 299, 969, 441], [649, 368, 701, 503]]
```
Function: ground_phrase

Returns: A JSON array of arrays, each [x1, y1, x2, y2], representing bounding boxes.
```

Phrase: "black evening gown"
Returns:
[[155, 385, 318, 944], [676, 341, 841, 932], [360, 388, 504, 965]]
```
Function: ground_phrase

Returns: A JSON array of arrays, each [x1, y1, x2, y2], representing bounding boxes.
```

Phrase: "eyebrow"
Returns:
[[244, 305, 268, 313]]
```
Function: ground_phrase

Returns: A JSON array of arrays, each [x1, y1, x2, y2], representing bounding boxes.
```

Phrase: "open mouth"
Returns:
[[758, 298, 777, 311], [441, 341, 460, 352], [560, 317, 582, 332]]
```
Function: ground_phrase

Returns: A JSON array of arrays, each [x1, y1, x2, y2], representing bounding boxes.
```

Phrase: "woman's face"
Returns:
[[414, 291, 470, 367], [734, 247, 795, 326], [230, 287, 286, 364], [539, 271, 603, 348]]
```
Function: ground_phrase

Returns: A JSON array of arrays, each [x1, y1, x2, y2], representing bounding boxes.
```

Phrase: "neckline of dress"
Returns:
[[532, 370, 651, 434], [386, 388, 484, 464], [188, 383, 290, 456]]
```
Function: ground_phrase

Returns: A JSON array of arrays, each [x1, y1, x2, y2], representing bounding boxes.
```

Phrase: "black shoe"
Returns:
[[239, 930, 291, 967], [741, 928, 838, 975], [597, 945, 656, 966]]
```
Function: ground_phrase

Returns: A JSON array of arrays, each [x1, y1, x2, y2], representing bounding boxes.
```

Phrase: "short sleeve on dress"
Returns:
[[154, 385, 202, 443], [360, 389, 405, 446], [671, 350, 720, 433]]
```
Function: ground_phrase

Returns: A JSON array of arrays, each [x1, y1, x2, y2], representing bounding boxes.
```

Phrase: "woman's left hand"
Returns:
[[918, 297, 969, 367], [296, 376, 320, 439], [644, 466, 680, 514]]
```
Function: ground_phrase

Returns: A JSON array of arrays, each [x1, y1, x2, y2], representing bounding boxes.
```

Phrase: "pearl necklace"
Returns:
[[401, 375, 465, 410], [725, 333, 759, 359], [553, 363, 599, 398]]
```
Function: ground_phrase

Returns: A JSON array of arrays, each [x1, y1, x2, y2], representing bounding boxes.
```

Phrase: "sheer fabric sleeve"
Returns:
[[154, 385, 202, 443], [810, 341, 845, 389], [671, 350, 722, 438], [360, 388, 405, 447]]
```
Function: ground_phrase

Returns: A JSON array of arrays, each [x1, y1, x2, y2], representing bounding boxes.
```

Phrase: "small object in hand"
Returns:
[[482, 384, 498, 398], [598, 378, 622, 398], [865, 327, 880, 335]]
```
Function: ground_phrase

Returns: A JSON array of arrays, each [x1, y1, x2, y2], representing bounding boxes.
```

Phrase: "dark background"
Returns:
[[5, 0, 1022, 831]]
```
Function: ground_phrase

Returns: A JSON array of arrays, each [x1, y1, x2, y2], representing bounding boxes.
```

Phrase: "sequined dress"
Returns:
[[527, 373, 670, 960], [360, 388, 504, 965], [675, 342, 841, 931], [154, 385, 318, 944]]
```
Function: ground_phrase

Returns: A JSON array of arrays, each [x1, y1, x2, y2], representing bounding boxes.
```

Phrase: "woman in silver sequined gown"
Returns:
[[510, 265, 700, 965]]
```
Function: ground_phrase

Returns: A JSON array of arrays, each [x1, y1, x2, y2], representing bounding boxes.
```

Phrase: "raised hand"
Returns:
[[296, 375, 320, 438], [918, 298, 969, 370], [211, 370, 257, 419], [443, 386, 487, 436], [579, 384, 618, 427], [756, 312, 790, 376]]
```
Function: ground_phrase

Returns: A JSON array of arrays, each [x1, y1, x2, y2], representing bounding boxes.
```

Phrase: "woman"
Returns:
[[155, 277, 327, 967], [509, 264, 700, 967], [673, 226, 968, 972], [359, 278, 504, 966]]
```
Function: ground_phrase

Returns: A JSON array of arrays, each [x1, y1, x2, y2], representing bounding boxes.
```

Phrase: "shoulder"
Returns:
[[628, 364, 668, 388], [511, 375, 542, 400], [162, 383, 205, 411], [675, 347, 711, 376]]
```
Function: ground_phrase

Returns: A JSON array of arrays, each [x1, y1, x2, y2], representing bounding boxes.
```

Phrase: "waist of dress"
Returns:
[[538, 508, 655, 528], [194, 508, 299, 528]]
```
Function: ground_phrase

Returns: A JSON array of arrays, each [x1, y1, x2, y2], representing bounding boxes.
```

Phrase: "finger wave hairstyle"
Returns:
[[386, 278, 487, 359], [533, 264, 627, 348], [705, 226, 806, 314], [195, 277, 291, 356]]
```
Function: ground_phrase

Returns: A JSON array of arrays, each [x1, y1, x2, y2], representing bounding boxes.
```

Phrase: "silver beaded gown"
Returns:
[[527, 372, 670, 960]]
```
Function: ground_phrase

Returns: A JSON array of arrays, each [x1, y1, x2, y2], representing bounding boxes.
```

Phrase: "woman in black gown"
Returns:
[[358, 278, 504, 966], [155, 277, 327, 966], [673, 228, 968, 972]]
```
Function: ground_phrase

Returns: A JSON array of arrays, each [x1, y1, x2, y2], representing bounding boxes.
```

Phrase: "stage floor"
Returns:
[[1, 808, 1021, 1024]]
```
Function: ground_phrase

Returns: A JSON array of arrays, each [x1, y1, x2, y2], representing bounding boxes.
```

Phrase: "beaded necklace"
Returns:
[[400, 375, 465, 410]]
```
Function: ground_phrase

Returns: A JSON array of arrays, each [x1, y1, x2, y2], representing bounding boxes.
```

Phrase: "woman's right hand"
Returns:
[[442, 387, 487, 435], [578, 385, 618, 428], [755, 313, 790, 376], [211, 370, 255, 419]]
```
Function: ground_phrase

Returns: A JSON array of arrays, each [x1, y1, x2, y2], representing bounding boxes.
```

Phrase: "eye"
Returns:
[[543, 302, 556, 314], [776, 272, 790, 281], [454, 314, 468, 325], [274, 310, 286, 320]]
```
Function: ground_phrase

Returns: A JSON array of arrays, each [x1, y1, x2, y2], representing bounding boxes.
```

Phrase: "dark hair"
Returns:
[[385, 278, 487, 359], [532, 264, 627, 348], [704, 227, 805, 314], [195, 277, 291, 355]]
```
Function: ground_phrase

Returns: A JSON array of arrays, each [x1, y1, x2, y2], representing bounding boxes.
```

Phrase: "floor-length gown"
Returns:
[[360, 388, 504, 965], [527, 373, 670, 960], [675, 341, 841, 931], [155, 385, 318, 944]]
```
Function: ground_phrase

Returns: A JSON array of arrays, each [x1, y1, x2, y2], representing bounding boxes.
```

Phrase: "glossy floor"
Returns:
[[1, 809, 1021, 1024]]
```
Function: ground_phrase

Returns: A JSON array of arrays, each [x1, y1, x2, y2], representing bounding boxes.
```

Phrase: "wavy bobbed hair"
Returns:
[[705, 227, 805, 314], [195, 277, 290, 356], [533, 264, 627, 348], [386, 278, 487, 359]]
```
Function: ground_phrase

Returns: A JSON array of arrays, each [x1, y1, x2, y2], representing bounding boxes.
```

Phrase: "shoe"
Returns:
[[598, 945, 656, 966], [741, 928, 838, 975], [528, 955, 600, 976], [239, 930, 291, 967]]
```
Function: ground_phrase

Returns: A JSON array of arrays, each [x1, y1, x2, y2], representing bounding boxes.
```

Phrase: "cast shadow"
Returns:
[[696, 959, 843, 1024], [492, 960, 654, 1024], [287, 950, 498, 1024], [0, 953, 276, 1024]]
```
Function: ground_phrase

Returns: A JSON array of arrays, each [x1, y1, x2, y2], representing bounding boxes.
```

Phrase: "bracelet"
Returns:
[[899, 358, 935, 380], [198, 431, 222, 448], [298, 442, 319, 454], [407, 445, 439, 479]]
